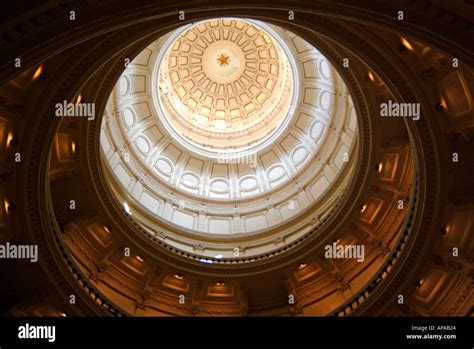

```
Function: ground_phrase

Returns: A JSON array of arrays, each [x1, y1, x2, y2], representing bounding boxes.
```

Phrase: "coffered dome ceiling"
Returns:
[[100, 18, 358, 258], [157, 18, 294, 155]]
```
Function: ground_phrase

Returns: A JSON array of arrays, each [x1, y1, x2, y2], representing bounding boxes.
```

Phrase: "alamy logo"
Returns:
[[55, 100, 95, 120], [324, 242, 365, 263], [380, 100, 420, 120], [0, 242, 38, 262], [18, 324, 55, 343]]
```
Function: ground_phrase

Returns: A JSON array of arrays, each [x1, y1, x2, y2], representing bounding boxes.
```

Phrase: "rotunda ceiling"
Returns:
[[100, 18, 359, 258], [156, 18, 294, 155]]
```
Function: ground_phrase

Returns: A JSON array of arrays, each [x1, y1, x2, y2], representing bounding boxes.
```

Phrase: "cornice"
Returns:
[[1, 0, 472, 86]]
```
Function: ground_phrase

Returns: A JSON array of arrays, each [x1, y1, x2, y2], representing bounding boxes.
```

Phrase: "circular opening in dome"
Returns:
[[154, 18, 298, 158]]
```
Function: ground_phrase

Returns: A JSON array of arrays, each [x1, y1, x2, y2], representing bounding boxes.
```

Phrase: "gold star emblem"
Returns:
[[217, 53, 230, 66]]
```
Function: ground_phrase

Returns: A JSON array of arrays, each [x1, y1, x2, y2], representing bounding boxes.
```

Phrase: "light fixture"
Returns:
[[213, 119, 227, 130], [60, 312, 67, 317], [194, 114, 208, 124], [298, 263, 307, 269], [416, 279, 424, 287], [174, 273, 183, 280], [367, 71, 375, 82], [32, 65, 43, 80], [174, 99, 185, 112], [360, 204, 367, 213], [71, 142, 76, 153], [441, 225, 450, 236], [104, 226, 111, 233], [400, 37, 414, 52], [4, 199, 9, 213], [438, 97, 448, 111], [216, 281, 224, 286], [136, 255, 144, 262], [199, 258, 213, 264], [377, 162, 383, 173], [123, 202, 132, 215], [215, 254, 223, 259], [76, 94, 82, 104], [6, 132, 14, 147]]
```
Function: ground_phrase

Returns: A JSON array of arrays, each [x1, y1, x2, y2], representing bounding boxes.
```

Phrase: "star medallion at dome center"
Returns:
[[217, 53, 230, 66]]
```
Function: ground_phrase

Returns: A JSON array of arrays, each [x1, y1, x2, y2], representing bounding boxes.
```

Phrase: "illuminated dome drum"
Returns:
[[100, 18, 359, 259]]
